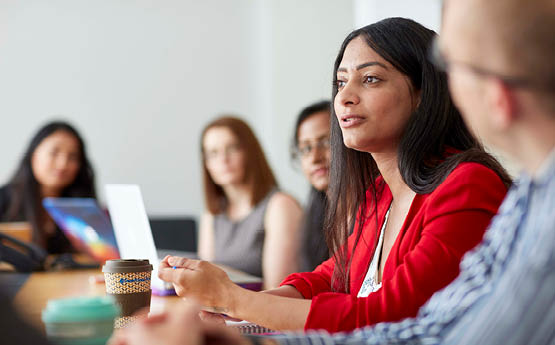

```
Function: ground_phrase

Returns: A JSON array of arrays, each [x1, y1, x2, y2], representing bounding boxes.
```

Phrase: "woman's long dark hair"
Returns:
[[299, 187, 329, 271], [326, 18, 511, 293], [5, 121, 96, 248], [291, 100, 332, 271]]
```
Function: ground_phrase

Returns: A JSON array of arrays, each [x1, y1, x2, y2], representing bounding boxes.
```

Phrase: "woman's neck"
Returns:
[[40, 186, 62, 198], [222, 183, 253, 220], [372, 151, 413, 201]]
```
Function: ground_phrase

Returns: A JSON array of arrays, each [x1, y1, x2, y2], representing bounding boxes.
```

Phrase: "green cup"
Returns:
[[42, 296, 120, 345]]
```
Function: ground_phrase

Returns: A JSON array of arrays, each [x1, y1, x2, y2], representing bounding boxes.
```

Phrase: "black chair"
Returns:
[[149, 217, 197, 252]]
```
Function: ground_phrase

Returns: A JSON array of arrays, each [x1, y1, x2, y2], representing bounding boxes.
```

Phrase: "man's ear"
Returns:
[[487, 78, 518, 130]]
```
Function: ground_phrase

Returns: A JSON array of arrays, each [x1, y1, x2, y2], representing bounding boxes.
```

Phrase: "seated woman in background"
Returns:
[[160, 18, 511, 333], [0, 121, 96, 254], [197, 116, 302, 289], [291, 100, 332, 272]]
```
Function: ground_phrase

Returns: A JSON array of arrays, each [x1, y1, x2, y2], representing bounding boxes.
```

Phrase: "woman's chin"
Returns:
[[312, 180, 329, 192], [343, 139, 369, 153], [215, 176, 244, 187]]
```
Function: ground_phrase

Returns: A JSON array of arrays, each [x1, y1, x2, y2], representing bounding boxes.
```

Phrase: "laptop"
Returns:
[[42, 198, 120, 263], [104, 184, 262, 295], [105, 184, 181, 295]]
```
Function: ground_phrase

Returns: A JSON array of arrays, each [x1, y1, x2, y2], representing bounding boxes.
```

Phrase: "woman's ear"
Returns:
[[416, 89, 422, 109], [412, 88, 422, 110]]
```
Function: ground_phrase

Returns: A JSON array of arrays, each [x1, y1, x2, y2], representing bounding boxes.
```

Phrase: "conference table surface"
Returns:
[[13, 268, 183, 331], [13, 262, 262, 333]]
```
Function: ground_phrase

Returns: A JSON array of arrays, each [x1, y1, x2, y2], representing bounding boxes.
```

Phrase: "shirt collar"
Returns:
[[532, 147, 555, 186]]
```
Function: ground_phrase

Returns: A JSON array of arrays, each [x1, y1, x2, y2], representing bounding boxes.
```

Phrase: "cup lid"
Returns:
[[102, 259, 153, 273], [42, 296, 120, 323]]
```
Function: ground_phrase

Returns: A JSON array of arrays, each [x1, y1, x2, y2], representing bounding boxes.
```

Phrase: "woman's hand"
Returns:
[[199, 311, 227, 325], [158, 256, 237, 312], [108, 301, 252, 345], [158, 256, 310, 331]]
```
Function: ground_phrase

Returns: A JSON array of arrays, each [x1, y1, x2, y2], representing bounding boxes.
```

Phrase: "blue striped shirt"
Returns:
[[274, 151, 555, 345]]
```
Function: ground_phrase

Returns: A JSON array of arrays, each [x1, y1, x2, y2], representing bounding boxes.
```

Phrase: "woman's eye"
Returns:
[[68, 153, 80, 162], [336, 80, 346, 89], [364, 76, 380, 84]]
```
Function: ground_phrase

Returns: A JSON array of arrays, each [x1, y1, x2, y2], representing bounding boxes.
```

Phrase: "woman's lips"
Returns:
[[53, 170, 70, 178], [339, 115, 366, 128], [312, 167, 328, 177]]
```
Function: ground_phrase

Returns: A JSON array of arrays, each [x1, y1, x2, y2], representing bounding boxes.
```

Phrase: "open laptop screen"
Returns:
[[104, 184, 165, 292], [43, 197, 120, 263]]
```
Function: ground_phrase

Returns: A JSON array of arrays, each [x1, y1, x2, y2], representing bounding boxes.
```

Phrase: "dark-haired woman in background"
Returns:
[[159, 18, 510, 333], [0, 121, 96, 254], [291, 100, 332, 272]]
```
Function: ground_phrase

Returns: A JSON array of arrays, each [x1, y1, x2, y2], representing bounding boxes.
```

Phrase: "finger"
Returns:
[[142, 312, 168, 324], [158, 264, 200, 288], [167, 256, 197, 268], [198, 311, 226, 325], [159, 256, 172, 269], [158, 266, 184, 283], [222, 315, 243, 322]]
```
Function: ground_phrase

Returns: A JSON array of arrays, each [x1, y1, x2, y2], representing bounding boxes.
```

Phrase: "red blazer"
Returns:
[[281, 162, 507, 332]]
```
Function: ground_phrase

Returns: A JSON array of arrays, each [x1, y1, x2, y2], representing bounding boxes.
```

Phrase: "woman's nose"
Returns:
[[336, 81, 360, 107], [55, 155, 71, 169], [309, 147, 325, 163]]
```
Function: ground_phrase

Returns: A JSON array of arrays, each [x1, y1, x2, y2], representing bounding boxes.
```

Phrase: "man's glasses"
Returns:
[[428, 36, 553, 91], [293, 137, 330, 159]]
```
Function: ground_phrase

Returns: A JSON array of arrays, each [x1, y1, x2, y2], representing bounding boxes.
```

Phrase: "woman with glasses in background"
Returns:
[[291, 100, 332, 272], [197, 116, 302, 289]]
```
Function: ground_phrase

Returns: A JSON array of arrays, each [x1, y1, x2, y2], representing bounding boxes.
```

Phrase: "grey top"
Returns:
[[213, 189, 277, 277]]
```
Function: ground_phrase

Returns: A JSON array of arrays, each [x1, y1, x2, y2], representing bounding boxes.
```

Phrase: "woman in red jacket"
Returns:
[[158, 18, 511, 333]]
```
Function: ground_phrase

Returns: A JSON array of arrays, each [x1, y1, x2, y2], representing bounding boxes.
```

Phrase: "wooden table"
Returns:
[[0, 222, 32, 243], [13, 264, 261, 332], [13, 269, 183, 332]]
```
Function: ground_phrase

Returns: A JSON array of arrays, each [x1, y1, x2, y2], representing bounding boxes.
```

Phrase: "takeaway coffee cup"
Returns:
[[42, 296, 119, 345], [102, 259, 153, 328]]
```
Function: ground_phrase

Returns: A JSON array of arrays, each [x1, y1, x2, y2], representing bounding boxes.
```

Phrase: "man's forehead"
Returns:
[[440, 0, 479, 51]]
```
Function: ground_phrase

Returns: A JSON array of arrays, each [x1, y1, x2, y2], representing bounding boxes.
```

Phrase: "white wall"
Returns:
[[354, 0, 441, 32], [0, 0, 354, 217], [258, 0, 353, 204]]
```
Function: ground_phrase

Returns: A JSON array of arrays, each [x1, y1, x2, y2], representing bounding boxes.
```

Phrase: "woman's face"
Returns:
[[334, 36, 419, 154], [203, 126, 247, 187], [297, 111, 331, 191], [31, 130, 81, 192]]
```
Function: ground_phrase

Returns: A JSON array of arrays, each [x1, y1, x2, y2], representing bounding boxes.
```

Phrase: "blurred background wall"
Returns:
[[0, 0, 442, 217]]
